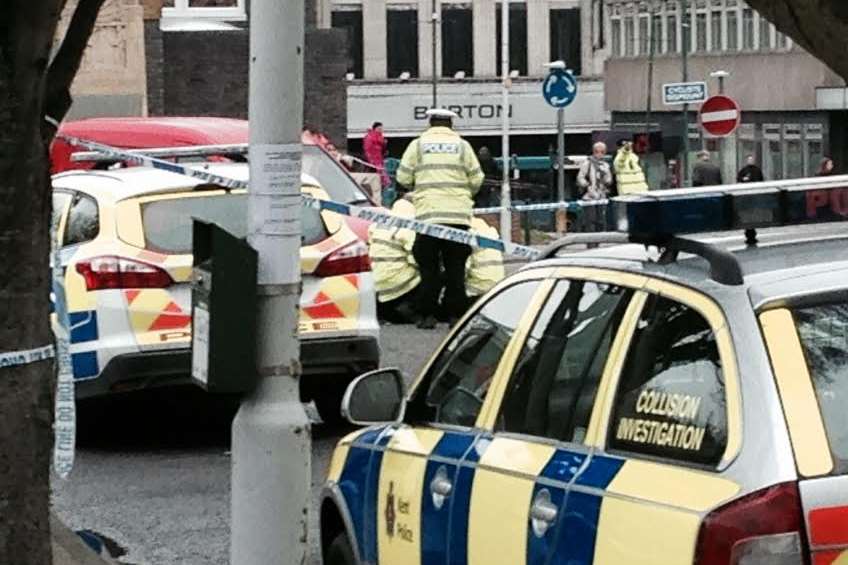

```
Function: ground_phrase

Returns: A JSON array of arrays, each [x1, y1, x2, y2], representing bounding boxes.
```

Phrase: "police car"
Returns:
[[51, 164, 379, 418], [320, 179, 848, 564]]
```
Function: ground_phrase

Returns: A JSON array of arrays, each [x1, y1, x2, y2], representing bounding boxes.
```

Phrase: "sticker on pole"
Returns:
[[699, 95, 741, 138], [248, 143, 302, 285]]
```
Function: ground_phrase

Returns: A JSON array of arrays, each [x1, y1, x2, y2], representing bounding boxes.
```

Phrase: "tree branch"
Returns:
[[42, 0, 106, 140]]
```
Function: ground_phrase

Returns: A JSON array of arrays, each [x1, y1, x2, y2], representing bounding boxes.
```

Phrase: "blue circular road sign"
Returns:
[[543, 69, 578, 108]]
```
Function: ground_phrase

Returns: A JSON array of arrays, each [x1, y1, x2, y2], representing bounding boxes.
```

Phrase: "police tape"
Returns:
[[57, 135, 544, 260], [0, 344, 56, 369], [473, 199, 608, 215]]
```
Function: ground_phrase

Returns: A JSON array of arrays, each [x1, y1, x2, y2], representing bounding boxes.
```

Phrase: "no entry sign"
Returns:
[[699, 95, 741, 137]]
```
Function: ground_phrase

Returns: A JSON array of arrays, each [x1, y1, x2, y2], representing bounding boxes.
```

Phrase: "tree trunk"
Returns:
[[747, 0, 848, 82], [0, 1, 85, 563]]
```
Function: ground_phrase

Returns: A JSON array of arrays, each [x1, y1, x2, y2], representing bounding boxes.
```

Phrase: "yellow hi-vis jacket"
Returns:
[[613, 147, 649, 194], [368, 199, 420, 303], [396, 126, 485, 226], [466, 218, 506, 297]]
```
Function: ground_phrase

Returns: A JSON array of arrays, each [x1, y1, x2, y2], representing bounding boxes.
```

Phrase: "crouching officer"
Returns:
[[396, 109, 484, 329], [368, 196, 420, 324], [465, 217, 506, 303]]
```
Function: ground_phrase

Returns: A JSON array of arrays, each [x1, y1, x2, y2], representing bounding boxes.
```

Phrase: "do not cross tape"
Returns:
[[56, 135, 544, 260]]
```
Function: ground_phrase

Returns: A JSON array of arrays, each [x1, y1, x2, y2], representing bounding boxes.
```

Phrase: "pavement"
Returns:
[[52, 323, 449, 565]]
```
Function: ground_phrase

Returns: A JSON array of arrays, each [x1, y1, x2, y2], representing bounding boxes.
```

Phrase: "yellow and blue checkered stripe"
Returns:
[[333, 430, 739, 565], [69, 310, 99, 379]]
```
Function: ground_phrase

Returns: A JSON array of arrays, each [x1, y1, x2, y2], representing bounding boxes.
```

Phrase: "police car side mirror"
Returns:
[[341, 368, 406, 426]]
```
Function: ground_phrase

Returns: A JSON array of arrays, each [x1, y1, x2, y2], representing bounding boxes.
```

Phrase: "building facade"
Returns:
[[603, 0, 847, 183], [322, 0, 613, 156]]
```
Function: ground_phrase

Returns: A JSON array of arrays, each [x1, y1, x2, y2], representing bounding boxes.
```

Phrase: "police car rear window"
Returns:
[[794, 300, 848, 475], [140, 193, 327, 254]]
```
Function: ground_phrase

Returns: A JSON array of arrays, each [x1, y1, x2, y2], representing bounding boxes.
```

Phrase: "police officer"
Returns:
[[465, 217, 505, 302], [396, 109, 485, 329], [368, 196, 420, 324]]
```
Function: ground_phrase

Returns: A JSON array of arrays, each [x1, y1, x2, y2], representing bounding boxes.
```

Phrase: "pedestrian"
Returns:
[[396, 108, 484, 329], [817, 157, 835, 176], [368, 196, 420, 324], [692, 150, 723, 186], [474, 146, 499, 207], [465, 217, 505, 304], [363, 121, 390, 187], [737, 154, 765, 183], [577, 141, 613, 232], [613, 140, 649, 194]]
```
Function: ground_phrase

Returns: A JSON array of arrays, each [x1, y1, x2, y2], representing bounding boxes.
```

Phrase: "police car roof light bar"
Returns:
[[611, 176, 848, 239], [70, 143, 250, 163]]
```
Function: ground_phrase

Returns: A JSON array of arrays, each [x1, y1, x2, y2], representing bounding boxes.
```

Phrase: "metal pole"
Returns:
[[231, 1, 310, 564], [646, 5, 656, 135], [555, 107, 566, 234], [432, 0, 438, 107], [681, 0, 690, 187], [500, 0, 512, 243]]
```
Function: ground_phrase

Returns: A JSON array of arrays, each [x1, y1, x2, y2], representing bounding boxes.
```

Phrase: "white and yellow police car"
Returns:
[[321, 179, 848, 564], [52, 163, 378, 418]]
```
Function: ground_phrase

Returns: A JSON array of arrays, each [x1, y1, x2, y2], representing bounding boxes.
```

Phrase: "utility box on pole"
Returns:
[[190, 220, 257, 394]]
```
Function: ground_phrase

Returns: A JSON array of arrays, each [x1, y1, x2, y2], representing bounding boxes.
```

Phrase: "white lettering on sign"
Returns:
[[663, 82, 708, 105], [421, 142, 460, 154]]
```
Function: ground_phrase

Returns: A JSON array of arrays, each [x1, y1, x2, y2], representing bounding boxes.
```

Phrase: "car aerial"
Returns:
[[51, 163, 378, 420], [320, 179, 848, 564]]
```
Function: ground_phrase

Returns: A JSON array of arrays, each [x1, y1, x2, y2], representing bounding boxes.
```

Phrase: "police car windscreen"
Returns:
[[302, 146, 371, 204], [140, 193, 327, 254], [794, 299, 848, 475]]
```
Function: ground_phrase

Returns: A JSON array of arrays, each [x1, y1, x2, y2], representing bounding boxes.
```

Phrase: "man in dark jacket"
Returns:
[[692, 150, 723, 187], [737, 154, 765, 183]]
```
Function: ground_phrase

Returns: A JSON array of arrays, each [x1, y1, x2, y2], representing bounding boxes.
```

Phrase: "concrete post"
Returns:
[[230, 1, 311, 564], [499, 0, 511, 243], [363, 0, 388, 79], [473, 0, 495, 77]]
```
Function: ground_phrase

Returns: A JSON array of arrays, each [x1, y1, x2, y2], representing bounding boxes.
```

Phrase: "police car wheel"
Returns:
[[325, 532, 355, 565]]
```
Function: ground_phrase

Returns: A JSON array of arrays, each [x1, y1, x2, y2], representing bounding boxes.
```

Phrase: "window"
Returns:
[[624, 16, 635, 56], [331, 8, 364, 78], [784, 124, 803, 179], [162, 0, 245, 20], [666, 14, 677, 53], [794, 300, 848, 474], [550, 8, 581, 74], [497, 3, 529, 77], [726, 9, 738, 51], [442, 5, 474, 77], [742, 8, 754, 50], [758, 14, 772, 50], [387, 6, 419, 78], [709, 11, 722, 51], [497, 281, 634, 444], [636, 15, 648, 55], [140, 194, 326, 254], [406, 280, 543, 427], [611, 18, 622, 57], [608, 294, 728, 467], [64, 194, 99, 247], [695, 12, 707, 52], [52, 192, 72, 240], [776, 30, 788, 49]]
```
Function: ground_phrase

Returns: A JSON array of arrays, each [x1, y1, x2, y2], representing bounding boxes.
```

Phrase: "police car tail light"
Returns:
[[76, 256, 174, 290], [314, 241, 371, 277], [695, 481, 806, 565]]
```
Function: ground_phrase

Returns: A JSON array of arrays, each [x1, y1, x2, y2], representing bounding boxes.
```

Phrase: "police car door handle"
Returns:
[[430, 467, 453, 510], [530, 499, 558, 524], [530, 489, 558, 538], [430, 475, 453, 497]]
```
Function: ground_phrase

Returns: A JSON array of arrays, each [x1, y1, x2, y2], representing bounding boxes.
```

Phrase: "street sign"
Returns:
[[662, 81, 708, 105], [543, 69, 578, 108], [699, 95, 741, 137]]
